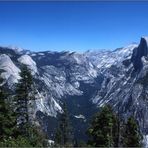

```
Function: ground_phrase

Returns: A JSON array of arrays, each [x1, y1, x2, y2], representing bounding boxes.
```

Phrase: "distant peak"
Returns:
[[141, 36, 148, 46], [141, 36, 148, 40], [7, 45, 24, 53], [131, 37, 148, 71], [139, 37, 148, 49]]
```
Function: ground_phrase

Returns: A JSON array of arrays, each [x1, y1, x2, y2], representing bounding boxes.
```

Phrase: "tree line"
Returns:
[[0, 64, 143, 147], [54, 103, 143, 147]]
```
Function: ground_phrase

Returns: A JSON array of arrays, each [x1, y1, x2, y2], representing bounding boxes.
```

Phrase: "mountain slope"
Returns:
[[0, 37, 148, 145]]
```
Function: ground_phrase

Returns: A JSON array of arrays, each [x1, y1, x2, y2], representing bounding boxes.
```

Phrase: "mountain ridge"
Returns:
[[0, 37, 148, 145]]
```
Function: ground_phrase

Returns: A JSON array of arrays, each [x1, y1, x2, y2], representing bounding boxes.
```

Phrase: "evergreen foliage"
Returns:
[[87, 105, 143, 147], [0, 65, 47, 147], [54, 102, 74, 147], [122, 116, 142, 147], [87, 105, 119, 147], [0, 136, 32, 147], [0, 77, 17, 141], [14, 65, 35, 136], [0, 64, 144, 147]]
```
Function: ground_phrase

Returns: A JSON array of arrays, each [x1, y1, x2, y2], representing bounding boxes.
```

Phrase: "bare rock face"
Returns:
[[131, 37, 148, 71], [1, 37, 148, 145]]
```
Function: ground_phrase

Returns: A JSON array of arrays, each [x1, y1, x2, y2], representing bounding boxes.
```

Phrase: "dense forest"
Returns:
[[0, 65, 143, 147]]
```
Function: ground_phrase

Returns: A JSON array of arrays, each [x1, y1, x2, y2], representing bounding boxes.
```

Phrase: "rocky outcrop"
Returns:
[[1, 37, 148, 145], [131, 37, 148, 71]]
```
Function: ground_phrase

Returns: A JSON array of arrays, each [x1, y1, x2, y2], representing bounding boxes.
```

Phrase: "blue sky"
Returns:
[[0, 1, 148, 52]]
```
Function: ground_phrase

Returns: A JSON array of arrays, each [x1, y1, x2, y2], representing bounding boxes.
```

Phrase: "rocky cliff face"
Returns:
[[131, 37, 148, 71], [0, 37, 148, 145]]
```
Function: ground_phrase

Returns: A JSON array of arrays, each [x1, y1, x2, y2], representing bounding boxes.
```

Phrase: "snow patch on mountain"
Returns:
[[74, 114, 86, 122], [74, 114, 85, 119]]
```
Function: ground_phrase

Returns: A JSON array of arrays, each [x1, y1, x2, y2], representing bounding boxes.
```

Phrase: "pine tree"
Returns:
[[14, 65, 34, 136], [54, 128, 62, 146], [112, 111, 120, 147], [0, 67, 46, 147], [54, 102, 73, 147], [0, 77, 17, 140], [26, 124, 48, 147], [87, 105, 118, 147], [122, 116, 142, 147]]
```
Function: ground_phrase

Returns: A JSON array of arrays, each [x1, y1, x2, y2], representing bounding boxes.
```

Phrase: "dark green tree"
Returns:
[[122, 116, 142, 147], [54, 102, 73, 147], [87, 105, 118, 147], [54, 128, 62, 146], [26, 124, 48, 147], [0, 77, 17, 141], [14, 65, 47, 146], [0, 67, 46, 147], [14, 65, 34, 136]]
